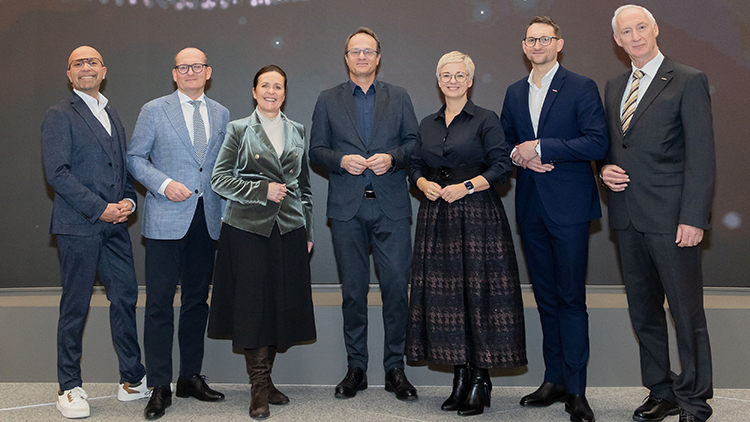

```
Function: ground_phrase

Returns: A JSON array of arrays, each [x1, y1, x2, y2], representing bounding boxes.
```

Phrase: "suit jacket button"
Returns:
[[623, 144, 629, 149], [296, 153, 299, 157], [110, 184, 115, 188], [255, 154, 260, 159], [108, 162, 112, 167], [199, 167, 203, 172], [528, 175, 533, 180], [194, 189, 199, 194]]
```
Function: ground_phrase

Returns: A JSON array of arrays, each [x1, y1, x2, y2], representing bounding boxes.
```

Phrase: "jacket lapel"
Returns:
[[205, 96, 224, 156], [609, 70, 630, 139], [340, 82, 365, 145], [69, 93, 112, 155], [370, 81, 388, 144], [628, 59, 673, 134], [537, 66, 566, 135], [164, 90, 198, 163]]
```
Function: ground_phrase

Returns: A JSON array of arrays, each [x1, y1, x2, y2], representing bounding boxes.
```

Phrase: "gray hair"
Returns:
[[612, 4, 657, 37], [436, 51, 475, 81]]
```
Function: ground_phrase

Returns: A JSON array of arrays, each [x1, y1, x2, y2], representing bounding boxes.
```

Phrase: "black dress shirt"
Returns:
[[349, 79, 376, 189], [410, 99, 511, 186]]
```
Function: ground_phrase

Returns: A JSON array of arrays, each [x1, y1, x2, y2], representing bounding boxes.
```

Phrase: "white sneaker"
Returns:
[[117, 375, 151, 401], [56, 387, 90, 419]]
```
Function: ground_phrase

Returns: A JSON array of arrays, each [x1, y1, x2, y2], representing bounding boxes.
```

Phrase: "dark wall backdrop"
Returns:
[[1, 0, 747, 288]]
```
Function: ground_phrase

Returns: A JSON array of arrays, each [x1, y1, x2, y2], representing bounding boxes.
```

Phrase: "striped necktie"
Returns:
[[621, 69, 643, 134], [189, 100, 208, 161]]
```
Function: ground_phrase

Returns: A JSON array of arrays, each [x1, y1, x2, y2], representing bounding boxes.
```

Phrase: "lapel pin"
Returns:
[[552, 89, 558, 92], [661, 77, 667, 81]]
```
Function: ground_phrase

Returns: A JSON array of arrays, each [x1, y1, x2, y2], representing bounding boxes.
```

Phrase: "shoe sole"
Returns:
[[56, 402, 89, 419], [118, 388, 151, 402], [520, 396, 566, 407], [632, 408, 681, 422]]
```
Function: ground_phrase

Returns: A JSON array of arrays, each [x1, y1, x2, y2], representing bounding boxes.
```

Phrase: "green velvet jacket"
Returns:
[[211, 110, 313, 242]]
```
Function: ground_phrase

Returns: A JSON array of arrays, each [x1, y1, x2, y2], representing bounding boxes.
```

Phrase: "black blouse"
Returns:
[[410, 99, 511, 186]]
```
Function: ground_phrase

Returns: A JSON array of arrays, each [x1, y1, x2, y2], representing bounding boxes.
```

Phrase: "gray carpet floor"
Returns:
[[1, 383, 748, 421]]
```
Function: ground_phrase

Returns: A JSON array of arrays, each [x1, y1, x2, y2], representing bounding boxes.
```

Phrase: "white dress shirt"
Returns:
[[73, 89, 112, 136]]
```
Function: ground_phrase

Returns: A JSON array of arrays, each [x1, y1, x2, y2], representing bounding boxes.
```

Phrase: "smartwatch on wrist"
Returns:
[[463, 180, 475, 195]]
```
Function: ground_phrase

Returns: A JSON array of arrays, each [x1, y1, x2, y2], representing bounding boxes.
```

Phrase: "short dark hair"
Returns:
[[344, 27, 381, 55], [253, 64, 287, 91], [527, 16, 561, 38]]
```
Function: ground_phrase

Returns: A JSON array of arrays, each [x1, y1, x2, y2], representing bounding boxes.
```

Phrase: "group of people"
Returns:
[[41, 3, 715, 422]]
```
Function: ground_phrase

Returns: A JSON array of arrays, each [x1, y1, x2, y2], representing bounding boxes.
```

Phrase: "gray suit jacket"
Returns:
[[42, 92, 135, 236], [604, 58, 715, 233], [127, 90, 230, 240], [309, 80, 418, 221]]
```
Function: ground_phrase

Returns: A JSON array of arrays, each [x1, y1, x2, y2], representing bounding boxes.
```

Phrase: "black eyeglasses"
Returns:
[[174, 63, 208, 74], [523, 36, 560, 47], [69, 58, 103, 70], [346, 48, 379, 58]]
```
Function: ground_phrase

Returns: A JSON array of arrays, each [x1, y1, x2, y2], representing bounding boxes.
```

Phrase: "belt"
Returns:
[[364, 190, 376, 199], [426, 163, 488, 186]]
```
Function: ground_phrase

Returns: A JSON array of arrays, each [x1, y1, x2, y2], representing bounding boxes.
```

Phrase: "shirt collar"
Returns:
[[74, 89, 108, 111], [527, 61, 560, 88], [349, 78, 377, 95], [435, 98, 476, 120], [632, 50, 664, 77], [177, 89, 206, 105]]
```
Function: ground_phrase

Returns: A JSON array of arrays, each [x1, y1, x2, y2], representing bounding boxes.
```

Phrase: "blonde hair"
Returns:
[[436, 51, 475, 81]]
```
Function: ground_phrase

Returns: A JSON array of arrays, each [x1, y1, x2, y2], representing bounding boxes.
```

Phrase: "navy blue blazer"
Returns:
[[501, 65, 608, 226], [309, 80, 418, 221], [42, 92, 136, 236]]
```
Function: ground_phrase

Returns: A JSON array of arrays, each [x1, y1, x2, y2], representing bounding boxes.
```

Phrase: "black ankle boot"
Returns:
[[441, 364, 469, 411], [457, 366, 491, 416]]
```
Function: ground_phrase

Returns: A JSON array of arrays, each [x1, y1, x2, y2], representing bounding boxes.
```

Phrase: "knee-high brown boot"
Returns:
[[244, 347, 270, 419], [267, 346, 290, 405]]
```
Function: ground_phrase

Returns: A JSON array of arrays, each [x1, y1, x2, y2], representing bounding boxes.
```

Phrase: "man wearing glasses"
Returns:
[[500, 16, 608, 422], [127, 47, 229, 420], [309, 27, 419, 402], [42, 45, 149, 419]]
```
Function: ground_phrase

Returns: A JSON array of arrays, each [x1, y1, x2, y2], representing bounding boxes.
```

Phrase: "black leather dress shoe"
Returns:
[[176, 374, 225, 402], [566, 394, 595, 422], [385, 367, 418, 401], [335, 367, 367, 399], [678, 409, 703, 422], [520, 382, 566, 407], [144, 385, 172, 420], [633, 395, 680, 422]]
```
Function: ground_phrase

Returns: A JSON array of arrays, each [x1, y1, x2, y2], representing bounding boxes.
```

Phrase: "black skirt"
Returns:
[[208, 223, 316, 350], [406, 189, 527, 368]]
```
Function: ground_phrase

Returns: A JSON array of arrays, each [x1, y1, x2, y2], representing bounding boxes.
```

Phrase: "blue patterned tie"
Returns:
[[189, 100, 207, 161]]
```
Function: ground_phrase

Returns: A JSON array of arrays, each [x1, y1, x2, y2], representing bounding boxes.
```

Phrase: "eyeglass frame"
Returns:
[[522, 36, 560, 47], [68, 58, 104, 70], [174, 63, 209, 75], [439, 72, 469, 83], [345, 48, 380, 58]]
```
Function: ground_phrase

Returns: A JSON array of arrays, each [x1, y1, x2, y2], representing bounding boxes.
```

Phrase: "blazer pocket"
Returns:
[[651, 172, 684, 186]]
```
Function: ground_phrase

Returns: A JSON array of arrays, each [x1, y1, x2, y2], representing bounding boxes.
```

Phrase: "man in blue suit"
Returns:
[[500, 16, 608, 422], [127, 47, 230, 420], [42, 45, 149, 419], [309, 27, 419, 402]]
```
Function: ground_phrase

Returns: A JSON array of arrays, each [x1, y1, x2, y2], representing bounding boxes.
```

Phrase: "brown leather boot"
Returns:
[[244, 347, 270, 419], [267, 346, 290, 405]]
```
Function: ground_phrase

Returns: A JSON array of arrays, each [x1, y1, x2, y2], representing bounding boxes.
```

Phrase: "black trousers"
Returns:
[[144, 199, 216, 388], [616, 223, 713, 421]]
